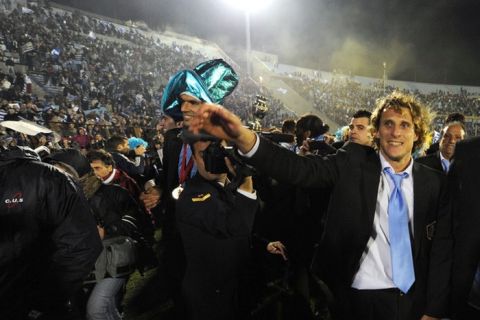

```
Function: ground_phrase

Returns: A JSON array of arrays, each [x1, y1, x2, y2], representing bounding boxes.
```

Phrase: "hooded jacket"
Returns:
[[0, 146, 102, 319]]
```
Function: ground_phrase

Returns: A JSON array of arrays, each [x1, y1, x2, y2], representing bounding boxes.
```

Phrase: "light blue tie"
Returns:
[[441, 158, 450, 173], [384, 168, 415, 293]]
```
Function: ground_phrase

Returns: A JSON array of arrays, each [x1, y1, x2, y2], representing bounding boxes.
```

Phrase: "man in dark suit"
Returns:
[[425, 112, 465, 155], [189, 91, 452, 320], [417, 121, 465, 173], [449, 136, 480, 319]]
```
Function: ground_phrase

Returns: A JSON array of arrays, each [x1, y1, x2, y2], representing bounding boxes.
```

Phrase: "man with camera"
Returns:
[[176, 137, 258, 320], [295, 114, 336, 156]]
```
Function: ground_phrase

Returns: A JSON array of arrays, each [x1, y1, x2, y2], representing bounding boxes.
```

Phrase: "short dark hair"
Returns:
[[106, 135, 127, 151], [86, 149, 115, 167], [352, 109, 372, 120], [296, 114, 329, 137], [281, 119, 296, 134], [444, 112, 465, 125]]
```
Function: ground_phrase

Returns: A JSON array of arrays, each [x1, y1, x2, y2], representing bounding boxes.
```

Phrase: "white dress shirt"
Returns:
[[241, 135, 416, 290], [352, 152, 414, 290]]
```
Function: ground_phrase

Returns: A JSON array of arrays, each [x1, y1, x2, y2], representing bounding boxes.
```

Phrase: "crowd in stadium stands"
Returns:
[[0, 1, 476, 152], [0, 3, 294, 149], [284, 75, 480, 135], [2, 2, 478, 149]]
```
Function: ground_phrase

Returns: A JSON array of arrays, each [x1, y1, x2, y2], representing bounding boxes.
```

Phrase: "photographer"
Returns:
[[295, 114, 336, 156], [176, 138, 258, 320]]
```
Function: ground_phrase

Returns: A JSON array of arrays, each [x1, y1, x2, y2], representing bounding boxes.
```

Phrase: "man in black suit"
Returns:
[[449, 136, 480, 319], [417, 121, 465, 173], [189, 91, 452, 320]]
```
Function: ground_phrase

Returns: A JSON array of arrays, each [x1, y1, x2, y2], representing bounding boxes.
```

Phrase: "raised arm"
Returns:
[[189, 103, 257, 153]]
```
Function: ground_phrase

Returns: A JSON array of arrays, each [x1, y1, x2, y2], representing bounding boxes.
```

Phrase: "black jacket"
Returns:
[[0, 147, 102, 319], [176, 175, 259, 319], [416, 151, 444, 173], [111, 151, 145, 178], [88, 182, 152, 240], [449, 137, 480, 319]]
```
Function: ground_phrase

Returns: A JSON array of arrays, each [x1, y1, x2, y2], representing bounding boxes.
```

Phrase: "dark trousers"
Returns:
[[349, 288, 415, 320]]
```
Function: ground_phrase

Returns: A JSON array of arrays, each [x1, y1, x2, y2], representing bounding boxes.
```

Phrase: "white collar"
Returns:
[[103, 168, 117, 184], [379, 151, 414, 176]]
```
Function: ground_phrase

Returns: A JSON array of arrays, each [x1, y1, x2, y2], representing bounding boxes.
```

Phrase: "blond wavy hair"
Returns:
[[371, 91, 434, 153]]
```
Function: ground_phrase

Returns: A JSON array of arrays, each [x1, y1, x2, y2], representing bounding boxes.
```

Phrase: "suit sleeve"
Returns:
[[246, 136, 342, 189], [114, 152, 145, 176]]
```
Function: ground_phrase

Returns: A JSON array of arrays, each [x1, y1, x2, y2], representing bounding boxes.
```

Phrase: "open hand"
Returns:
[[189, 103, 256, 153]]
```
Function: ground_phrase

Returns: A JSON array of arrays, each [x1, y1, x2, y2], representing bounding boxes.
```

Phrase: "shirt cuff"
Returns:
[[237, 133, 260, 158], [237, 189, 257, 200]]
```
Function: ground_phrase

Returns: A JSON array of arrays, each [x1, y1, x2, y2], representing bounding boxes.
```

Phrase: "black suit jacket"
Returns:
[[416, 151, 444, 173], [449, 136, 480, 319], [161, 127, 183, 196], [156, 127, 184, 226], [246, 137, 452, 319]]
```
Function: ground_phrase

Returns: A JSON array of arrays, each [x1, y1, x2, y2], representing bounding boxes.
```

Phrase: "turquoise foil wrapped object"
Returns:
[[161, 59, 239, 121]]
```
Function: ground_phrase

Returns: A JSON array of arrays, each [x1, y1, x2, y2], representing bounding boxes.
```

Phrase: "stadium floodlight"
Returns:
[[223, 0, 273, 13], [223, 0, 273, 76]]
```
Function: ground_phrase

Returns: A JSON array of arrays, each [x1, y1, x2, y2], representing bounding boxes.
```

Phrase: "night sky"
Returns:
[[54, 0, 480, 86]]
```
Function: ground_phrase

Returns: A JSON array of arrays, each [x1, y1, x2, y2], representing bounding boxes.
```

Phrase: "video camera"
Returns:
[[203, 140, 257, 192], [203, 140, 238, 174], [181, 130, 251, 176], [247, 95, 295, 145], [252, 94, 268, 119]]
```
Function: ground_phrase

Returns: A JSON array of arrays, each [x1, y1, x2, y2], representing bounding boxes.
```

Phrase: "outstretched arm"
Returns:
[[189, 103, 257, 153]]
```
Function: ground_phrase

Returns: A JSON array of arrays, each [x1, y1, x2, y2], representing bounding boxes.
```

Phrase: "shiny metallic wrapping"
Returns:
[[161, 59, 239, 121]]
